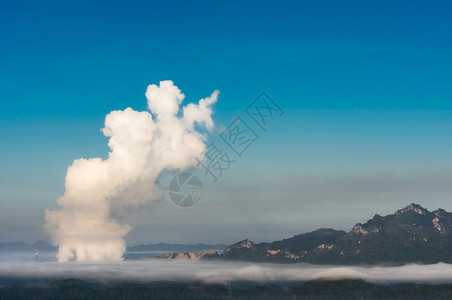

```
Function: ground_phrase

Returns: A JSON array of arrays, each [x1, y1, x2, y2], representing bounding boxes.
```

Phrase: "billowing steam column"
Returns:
[[45, 81, 218, 262]]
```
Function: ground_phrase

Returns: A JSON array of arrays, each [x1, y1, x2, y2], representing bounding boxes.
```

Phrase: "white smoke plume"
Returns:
[[45, 80, 219, 262]]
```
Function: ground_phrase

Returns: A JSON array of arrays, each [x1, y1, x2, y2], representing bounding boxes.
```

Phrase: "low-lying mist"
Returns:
[[1, 252, 452, 286]]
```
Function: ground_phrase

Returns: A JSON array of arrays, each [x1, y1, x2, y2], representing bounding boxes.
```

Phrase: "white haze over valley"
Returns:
[[1, 252, 452, 285]]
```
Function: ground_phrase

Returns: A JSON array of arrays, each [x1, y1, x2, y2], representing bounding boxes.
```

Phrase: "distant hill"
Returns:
[[127, 243, 228, 252], [0, 241, 227, 255], [203, 203, 452, 264], [0, 241, 56, 252]]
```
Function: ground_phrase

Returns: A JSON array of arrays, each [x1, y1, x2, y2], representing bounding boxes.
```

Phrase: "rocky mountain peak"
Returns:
[[434, 208, 447, 216], [234, 239, 254, 248], [351, 222, 380, 235], [223, 239, 256, 253], [395, 203, 428, 215]]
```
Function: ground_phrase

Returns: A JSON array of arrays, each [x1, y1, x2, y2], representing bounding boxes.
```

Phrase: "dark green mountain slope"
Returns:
[[206, 203, 452, 264]]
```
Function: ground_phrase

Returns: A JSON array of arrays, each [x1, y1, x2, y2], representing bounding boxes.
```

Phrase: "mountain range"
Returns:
[[200, 203, 452, 264], [5, 203, 452, 265], [0, 241, 56, 252]]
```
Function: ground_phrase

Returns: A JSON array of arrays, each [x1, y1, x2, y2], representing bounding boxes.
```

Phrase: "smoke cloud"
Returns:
[[45, 81, 218, 262]]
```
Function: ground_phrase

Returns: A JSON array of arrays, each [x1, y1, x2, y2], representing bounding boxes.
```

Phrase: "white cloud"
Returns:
[[45, 81, 218, 262]]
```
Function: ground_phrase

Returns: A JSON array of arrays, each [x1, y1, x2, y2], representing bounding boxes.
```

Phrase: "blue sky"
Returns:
[[0, 0, 451, 244]]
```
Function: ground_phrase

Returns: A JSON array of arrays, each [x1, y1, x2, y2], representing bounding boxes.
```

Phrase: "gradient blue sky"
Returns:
[[1, 0, 451, 244]]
